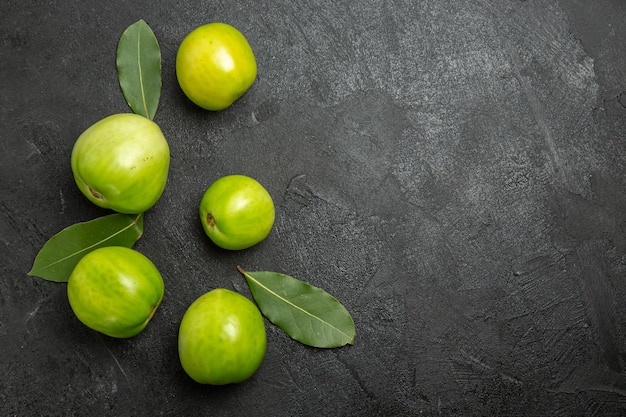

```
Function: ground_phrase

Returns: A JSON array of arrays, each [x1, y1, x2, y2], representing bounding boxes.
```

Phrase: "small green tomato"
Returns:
[[71, 113, 170, 214], [199, 175, 275, 250], [176, 22, 257, 111], [67, 246, 165, 338], [178, 288, 267, 385]]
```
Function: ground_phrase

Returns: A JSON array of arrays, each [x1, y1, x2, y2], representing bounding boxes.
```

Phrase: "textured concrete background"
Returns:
[[1, 0, 625, 415]]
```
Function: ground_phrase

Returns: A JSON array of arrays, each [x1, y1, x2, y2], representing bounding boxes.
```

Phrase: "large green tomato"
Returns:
[[71, 113, 170, 214], [178, 288, 266, 385], [199, 174, 275, 250], [67, 246, 165, 338], [176, 22, 257, 111]]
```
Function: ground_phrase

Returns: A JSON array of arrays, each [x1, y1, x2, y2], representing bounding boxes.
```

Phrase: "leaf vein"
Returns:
[[136, 28, 149, 119]]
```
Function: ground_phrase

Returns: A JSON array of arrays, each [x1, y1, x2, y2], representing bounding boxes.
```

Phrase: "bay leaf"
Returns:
[[237, 267, 356, 348], [28, 213, 143, 282], [116, 19, 161, 120]]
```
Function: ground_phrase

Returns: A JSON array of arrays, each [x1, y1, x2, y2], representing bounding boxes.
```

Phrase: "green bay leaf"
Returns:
[[28, 213, 144, 282], [116, 19, 161, 120], [238, 267, 356, 348]]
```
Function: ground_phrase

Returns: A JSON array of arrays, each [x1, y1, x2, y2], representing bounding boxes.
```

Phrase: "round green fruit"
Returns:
[[71, 113, 170, 214], [176, 22, 257, 111], [178, 288, 267, 385], [199, 174, 275, 250], [67, 246, 165, 338]]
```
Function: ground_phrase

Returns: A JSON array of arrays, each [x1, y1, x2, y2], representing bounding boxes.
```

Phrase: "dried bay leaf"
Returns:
[[238, 267, 355, 348], [116, 19, 161, 120], [28, 213, 143, 282]]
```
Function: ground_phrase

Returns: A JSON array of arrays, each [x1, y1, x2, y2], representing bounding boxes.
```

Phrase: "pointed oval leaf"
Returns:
[[116, 19, 161, 120], [238, 267, 355, 348], [28, 213, 144, 282]]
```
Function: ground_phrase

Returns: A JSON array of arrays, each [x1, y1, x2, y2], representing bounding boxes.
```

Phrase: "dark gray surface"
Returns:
[[2, 1, 625, 416]]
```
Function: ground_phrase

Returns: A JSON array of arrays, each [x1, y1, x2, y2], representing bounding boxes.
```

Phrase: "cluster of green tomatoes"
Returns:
[[68, 23, 270, 385]]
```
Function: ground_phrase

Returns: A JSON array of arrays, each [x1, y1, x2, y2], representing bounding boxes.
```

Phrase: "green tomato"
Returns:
[[67, 246, 165, 338], [199, 174, 275, 250], [176, 22, 257, 111], [178, 288, 266, 385], [71, 113, 170, 214]]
